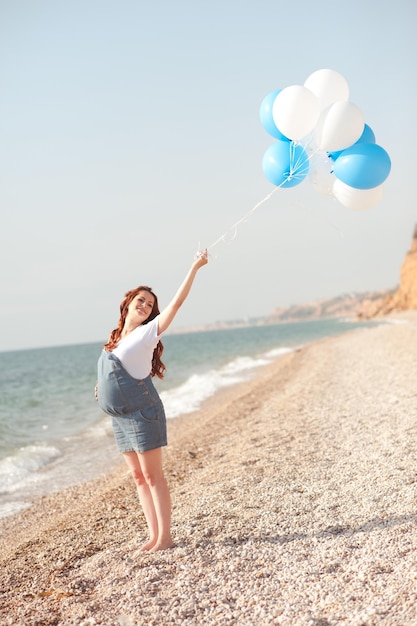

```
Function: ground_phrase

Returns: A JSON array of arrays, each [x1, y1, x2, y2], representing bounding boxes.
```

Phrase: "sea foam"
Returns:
[[160, 346, 294, 418], [0, 444, 61, 494]]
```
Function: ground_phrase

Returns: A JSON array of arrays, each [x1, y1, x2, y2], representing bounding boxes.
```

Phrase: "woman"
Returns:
[[96, 250, 208, 552]]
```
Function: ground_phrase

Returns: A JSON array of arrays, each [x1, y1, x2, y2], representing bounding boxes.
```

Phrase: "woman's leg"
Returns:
[[122, 448, 174, 551], [138, 447, 174, 552], [122, 451, 159, 551]]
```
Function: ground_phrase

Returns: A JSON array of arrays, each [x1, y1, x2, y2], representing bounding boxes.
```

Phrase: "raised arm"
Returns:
[[157, 250, 208, 334]]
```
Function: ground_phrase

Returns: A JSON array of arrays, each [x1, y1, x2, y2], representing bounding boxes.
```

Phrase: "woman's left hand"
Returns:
[[193, 248, 208, 269]]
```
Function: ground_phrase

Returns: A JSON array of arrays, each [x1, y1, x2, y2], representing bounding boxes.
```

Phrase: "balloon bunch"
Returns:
[[260, 69, 391, 210]]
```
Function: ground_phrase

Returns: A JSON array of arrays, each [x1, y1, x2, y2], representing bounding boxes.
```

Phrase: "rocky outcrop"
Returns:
[[358, 225, 417, 318]]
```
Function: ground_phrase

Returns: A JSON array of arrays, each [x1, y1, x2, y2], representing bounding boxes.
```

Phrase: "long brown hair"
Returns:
[[103, 286, 166, 379]]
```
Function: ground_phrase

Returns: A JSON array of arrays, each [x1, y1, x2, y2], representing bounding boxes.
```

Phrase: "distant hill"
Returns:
[[268, 226, 417, 323], [171, 290, 394, 335], [172, 226, 416, 334], [265, 291, 394, 324]]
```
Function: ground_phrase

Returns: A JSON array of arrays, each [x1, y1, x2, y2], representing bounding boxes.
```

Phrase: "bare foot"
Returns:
[[138, 538, 157, 552], [148, 539, 175, 553]]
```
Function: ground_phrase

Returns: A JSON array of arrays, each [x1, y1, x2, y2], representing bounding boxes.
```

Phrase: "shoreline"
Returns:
[[0, 338, 300, 544], [0, 316, 351, 522], [1, 312, 417, 625], [0, 316, 362, 521]]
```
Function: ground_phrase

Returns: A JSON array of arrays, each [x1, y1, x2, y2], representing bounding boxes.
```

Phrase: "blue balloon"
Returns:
[[328, 123, 376, 161], [359, 123, 376, 144], [262, 140, 310, 188], [333, 143, 391, 190], [259, 90, 289, 141]]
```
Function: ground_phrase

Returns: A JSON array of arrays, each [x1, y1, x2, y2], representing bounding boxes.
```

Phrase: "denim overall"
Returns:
[[97, 350, 167, 453]]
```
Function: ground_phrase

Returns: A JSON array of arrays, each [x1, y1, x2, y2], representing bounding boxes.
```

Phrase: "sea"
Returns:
[[0, 318, 377, 519]]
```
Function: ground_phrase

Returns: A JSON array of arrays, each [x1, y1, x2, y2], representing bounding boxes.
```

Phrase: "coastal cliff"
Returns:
[[358, 225, 417, 319]]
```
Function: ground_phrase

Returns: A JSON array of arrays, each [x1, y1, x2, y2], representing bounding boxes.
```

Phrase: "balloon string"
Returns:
[[207, 184, 283, 251], [206, 139, 340, 254]]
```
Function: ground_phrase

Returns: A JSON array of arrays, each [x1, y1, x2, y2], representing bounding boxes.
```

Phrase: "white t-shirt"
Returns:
[[112, 316, 163, 379]]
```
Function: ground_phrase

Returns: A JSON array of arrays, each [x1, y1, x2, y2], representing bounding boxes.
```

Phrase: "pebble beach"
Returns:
[[1, 313, 416, 626]]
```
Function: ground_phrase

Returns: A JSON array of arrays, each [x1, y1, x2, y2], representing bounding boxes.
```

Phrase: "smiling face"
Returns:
[[126, 289, 156, 326]]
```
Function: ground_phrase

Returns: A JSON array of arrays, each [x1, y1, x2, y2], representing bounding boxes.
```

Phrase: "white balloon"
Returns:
[[316, 101, 364, 152], [333, 178, 384, 210], [304, 68, 349, 111], [272, 85, 320, 141]]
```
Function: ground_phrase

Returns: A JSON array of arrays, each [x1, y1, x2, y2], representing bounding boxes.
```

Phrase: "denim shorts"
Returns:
[[111, 405, 167, 454]]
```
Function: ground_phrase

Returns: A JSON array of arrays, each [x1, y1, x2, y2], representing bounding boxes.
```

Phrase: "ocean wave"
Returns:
[[0, 500, 31, 518], [161, 346, 294, 419], [0, 444, 62, 494]]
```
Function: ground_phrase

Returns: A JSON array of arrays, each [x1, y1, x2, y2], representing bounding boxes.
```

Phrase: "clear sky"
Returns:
[[1, 0, 416, 351]]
